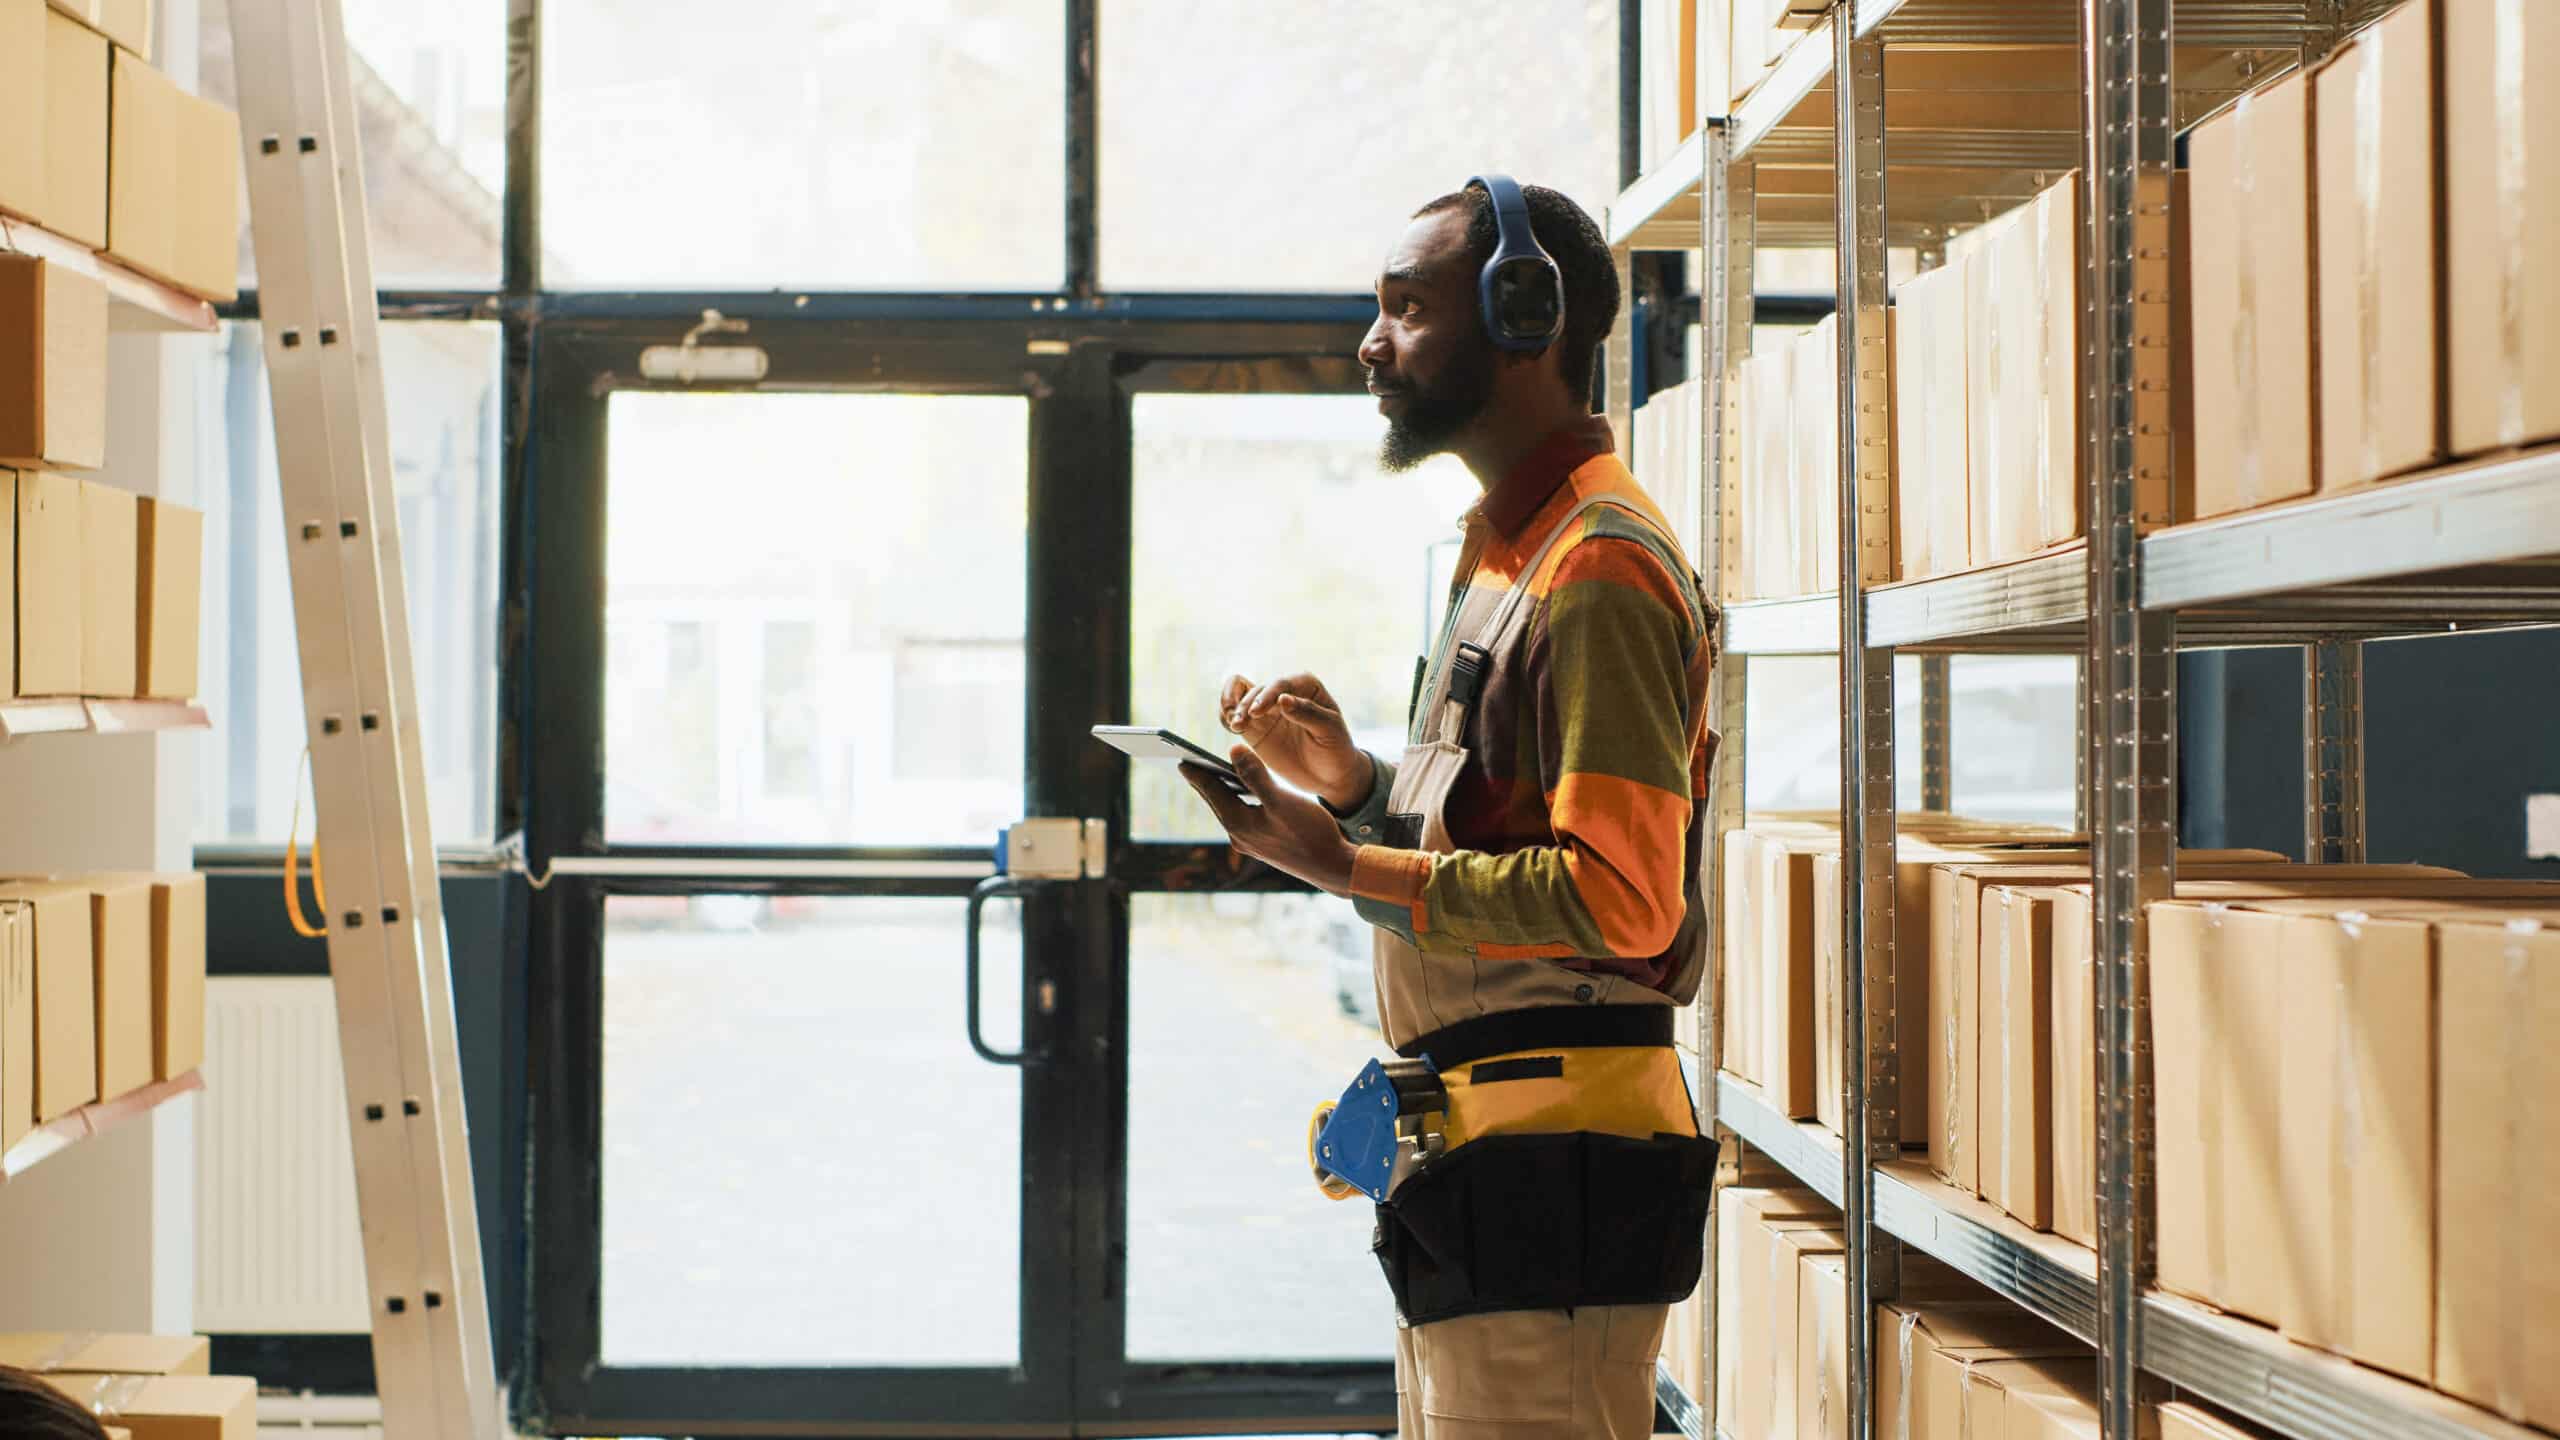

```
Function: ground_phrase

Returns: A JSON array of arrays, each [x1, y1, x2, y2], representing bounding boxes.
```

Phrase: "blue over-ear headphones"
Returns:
[[1469, 174, 1565, 352]]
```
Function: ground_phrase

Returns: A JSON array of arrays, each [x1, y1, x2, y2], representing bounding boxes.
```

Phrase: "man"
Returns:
[[1179, 179, 1720, 1439]]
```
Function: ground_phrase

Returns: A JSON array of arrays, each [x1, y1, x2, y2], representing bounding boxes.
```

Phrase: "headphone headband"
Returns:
[[1467, 174, 1565, 353]]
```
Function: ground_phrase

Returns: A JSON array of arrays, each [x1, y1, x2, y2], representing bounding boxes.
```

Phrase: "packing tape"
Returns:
[[2354, 29, 2387, 481], [2495, 919, 2540, 1420], [2494, 0, 2530, 446], [30, 1333, 100, 1374], [2198, 904, 2229, 1304], [1956, 1353, 1979, 1440], [2232, 94, 2264, 506], [2331, 912, 2367, 1356], [66, 1373, 149, 1421], [1896, 1309, 1921, 1440]]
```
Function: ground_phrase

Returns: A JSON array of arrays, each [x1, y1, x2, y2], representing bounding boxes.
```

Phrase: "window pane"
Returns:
[[195, 321, 503, 845], [1129, 395, 1475, 840], [1946, 656, 2079, 828], [604, 394, 1027, 846], [540, 1, 1064, 289], [1125, 893, 1393, 1361], [200, 0, 506, 289], [601, 896, 1022, 1365], [1101, 1, 1618, 290]]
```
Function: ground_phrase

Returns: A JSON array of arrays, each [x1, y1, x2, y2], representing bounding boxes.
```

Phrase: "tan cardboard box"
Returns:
[[97, 0, 151, 58], [0, 4, 44, 225], [136, 495, 199, 698], [0, 1331, 212, 1375], [2272, 900, 2435, 1380], [43, 1373, 256, 1440], [1758, 829, 1822, 1117], [2017, 176, 2080, 550], [1894, 262, 1970, 579], [0, 881, 96, 1121], [1662, 1275, 1706, 1412], [1795, 313, 1841, 594], [0, 255, 108, 472], [1963, 179, 2080, 567], [1979, 885, 2059, 1229], [149, 871, 203, 1078], [81, 476, 137, 698], [107, 47, 177, 285], [85, 875, 151, 1101], [1873, 1300, 2084, 1440], [2432, 908, 2560, 1427], [1814, 840, 1989, 1141], [2314, 0, 2445, 491], [43, 7, 109, 249], [2444, 0, 2560, 455], [1962, 1358, 2092, 1440], [1739, 1222, 1843, 1440], [2158, 1401, 2277, 1440], [2053, 866, 2469, 1248], [169, 89, 239, 303], [1722, 828, 1758, 1084], [1745, 349, 1800, 599], [15, 469, 83, 698], [1, 905, 32, 1153], [1798, 1249, 1987, 1440], [2187, 72, 2317, 519], [2, 469, 14, 699], [2011, 1372, 2157, 1440], [1716, 1188, 1834, 1430]]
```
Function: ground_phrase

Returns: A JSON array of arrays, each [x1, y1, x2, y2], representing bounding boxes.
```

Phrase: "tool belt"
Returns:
[[1309, 1005, 1716, 1327]]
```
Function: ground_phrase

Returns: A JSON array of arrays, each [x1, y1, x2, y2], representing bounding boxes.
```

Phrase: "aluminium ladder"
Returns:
[[227, 2, 504, 1435]]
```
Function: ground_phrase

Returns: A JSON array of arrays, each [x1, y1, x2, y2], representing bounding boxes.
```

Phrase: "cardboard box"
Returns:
[[2444, 0, 2560, 455], [1873, 1300, 2083, 1440], [169, 89, 239, 302], [1796, 314, 1841, 594], [1967, 177, 2081, 566], [43, 7, 110, 248], [0, 881, 96, 1121], [1716, 1188, 1835, 1431], [2158, 1402, 2277, 1440], [1723, 828, 1758, 1082], [2314, 0, 2445, 491], [1979, 885, 2059, 1229], [0, 1332, 212, 1375], [2187, 72, 2317, 518], [2432, 909, 2560, 1426], [1663, 1273, 1707, 1413], [1742, 351, 1798, 600], [81, 477, 137, 698], [1798, 1248, 1987, 1440], [15, 469, 83, 697], [2011, 1373, 2156, 1440], [107, 47, 177, 285], [2, 470, 14, 701], [136, 495, 199, 699], [85, 875, 152, 1101], [0, 4, 43, 225], [1758, 829, 1822, 1116], [146, 871, 202, 1079], [1742, 1222, 1843, 1440], [98, 0, 151, 58], [43, 1373, 256, 1440], [1, 905, 32, 1153], [2273, 900, 2434, 1380], [0, 255, 108, 472], [1894, 261, 1970, 579], [1813, 841, 1987, 1141]]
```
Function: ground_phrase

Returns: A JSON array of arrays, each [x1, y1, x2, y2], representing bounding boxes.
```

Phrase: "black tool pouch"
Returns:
[[1370, 1128, 1716, 1327]]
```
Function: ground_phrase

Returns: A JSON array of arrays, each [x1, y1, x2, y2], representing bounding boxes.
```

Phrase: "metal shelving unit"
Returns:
[[1604, 2, 2560, 1439]]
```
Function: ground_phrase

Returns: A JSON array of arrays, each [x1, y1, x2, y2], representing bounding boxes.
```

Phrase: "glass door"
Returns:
[[525, 335, 1088, 1435]]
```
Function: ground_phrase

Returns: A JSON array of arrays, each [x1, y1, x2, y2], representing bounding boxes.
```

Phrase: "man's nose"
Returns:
[[1358, 317, 1393, 370]]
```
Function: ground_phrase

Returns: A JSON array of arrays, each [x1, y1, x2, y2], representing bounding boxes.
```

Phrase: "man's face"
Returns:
[[1360, 209, 1497, 473]]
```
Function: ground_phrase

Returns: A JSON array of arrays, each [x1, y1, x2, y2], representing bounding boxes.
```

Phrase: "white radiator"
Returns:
[[195, 977, 372, 1333]]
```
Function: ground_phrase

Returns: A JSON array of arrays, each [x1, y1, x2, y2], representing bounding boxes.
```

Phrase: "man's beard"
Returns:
[[1377, 346, 1497, 472]]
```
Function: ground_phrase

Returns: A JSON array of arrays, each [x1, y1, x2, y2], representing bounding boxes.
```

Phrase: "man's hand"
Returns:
[[1219, 672, 1376, 812], [1181, 746, 1362, 896]]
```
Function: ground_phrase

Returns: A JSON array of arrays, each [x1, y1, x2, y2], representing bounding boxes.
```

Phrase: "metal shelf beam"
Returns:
[[1608, 127, 1707, 250]]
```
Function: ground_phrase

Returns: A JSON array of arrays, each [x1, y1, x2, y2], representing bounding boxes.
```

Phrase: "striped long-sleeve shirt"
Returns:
[[1333, 416, 1717, 993]]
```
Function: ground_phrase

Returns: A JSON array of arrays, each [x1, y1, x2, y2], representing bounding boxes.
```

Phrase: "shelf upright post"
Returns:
[[228, 1, 503, 1435], [1919, 655, 1952, 813], [1835, 15, 1899, 1439], [1607, 245, 1638, 443], [2080, 0, 2179, 1436], [2303, 640, 2368, 863]]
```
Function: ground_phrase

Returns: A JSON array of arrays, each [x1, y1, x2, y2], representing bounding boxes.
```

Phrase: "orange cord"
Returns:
[[285, 747, 328, 938]]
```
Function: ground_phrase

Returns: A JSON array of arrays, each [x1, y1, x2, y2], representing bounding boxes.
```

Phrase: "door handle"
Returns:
[[966, 875, 1046, 1066]]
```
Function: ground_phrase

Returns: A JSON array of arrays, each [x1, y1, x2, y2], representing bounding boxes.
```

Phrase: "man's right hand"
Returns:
[[1219, 672, 1376, 813]]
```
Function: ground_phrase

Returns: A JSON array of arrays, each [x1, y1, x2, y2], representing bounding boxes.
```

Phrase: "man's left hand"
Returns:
[[1180, 746, 1361, 896]]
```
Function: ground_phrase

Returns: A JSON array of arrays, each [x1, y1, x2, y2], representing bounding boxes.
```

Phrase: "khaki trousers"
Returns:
[[1393, 1303, 1668, 1439]]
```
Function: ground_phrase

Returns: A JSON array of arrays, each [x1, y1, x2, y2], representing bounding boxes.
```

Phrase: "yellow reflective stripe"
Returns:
[[1437, 1045, 1699, 1151]]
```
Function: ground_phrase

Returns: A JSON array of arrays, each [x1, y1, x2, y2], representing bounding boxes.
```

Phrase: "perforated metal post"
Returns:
[[2303, 640, 2368, 863], [1919, 655, 1952, 813], [1835, 20, 1899, 1440], [229, 2, 503, 1435], [2081, 1, 2178, 1435]]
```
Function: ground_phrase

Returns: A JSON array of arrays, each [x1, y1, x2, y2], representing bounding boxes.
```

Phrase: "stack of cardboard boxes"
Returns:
[[0, 871, 205, 1158], [0, 1331, 256, 1438], [7, 463, 204, 704], [2186, 0, 2560, 523], [1633, 376, 1707, 562]]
